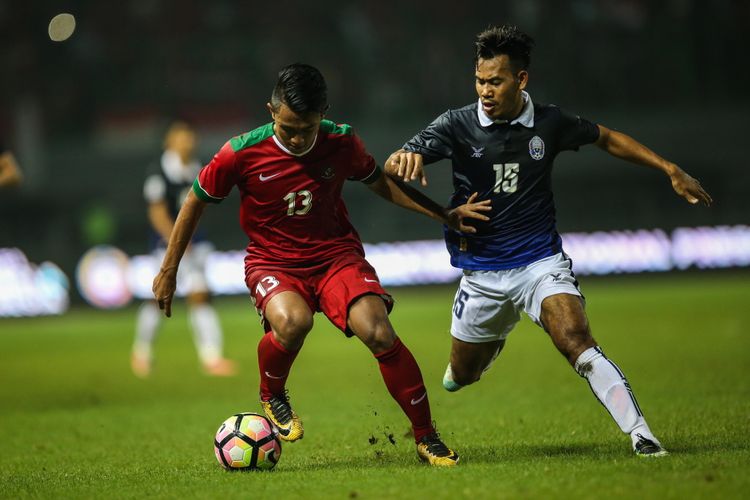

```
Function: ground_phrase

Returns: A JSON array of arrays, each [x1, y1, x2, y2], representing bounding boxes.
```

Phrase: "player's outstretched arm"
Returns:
[[367, 172, 490, 233], [152, 190, 207, 317], [595, 125, 713, 206], [384, 149, 428, 186]]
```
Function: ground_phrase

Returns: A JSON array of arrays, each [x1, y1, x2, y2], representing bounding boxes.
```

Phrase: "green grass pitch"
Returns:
[[1, 272, 748, 499]]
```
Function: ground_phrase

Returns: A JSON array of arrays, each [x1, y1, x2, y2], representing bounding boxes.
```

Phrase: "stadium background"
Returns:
[[1, 0, 748, 289]]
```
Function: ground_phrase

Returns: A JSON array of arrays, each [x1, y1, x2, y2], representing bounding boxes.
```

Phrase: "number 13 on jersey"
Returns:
[[284, 190, 313, 216]]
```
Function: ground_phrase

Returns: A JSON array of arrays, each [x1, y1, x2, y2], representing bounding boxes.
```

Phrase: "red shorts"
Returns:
[[245, 254, 393, 336]]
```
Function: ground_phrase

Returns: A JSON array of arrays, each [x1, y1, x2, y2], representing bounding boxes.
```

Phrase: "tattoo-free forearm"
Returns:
[[369, 175, 448, 223], [160, 190, 206, 273], [596, 125, 676, 175]]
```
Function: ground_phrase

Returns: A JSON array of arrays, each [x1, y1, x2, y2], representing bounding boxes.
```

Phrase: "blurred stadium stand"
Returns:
[[1, 0, 748, 296]]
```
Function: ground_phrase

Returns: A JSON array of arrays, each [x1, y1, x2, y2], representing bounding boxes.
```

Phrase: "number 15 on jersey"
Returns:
[[493, 163, 519, 194]]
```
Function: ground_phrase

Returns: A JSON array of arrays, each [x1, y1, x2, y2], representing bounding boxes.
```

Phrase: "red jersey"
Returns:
[[192, 120, 380, 269]]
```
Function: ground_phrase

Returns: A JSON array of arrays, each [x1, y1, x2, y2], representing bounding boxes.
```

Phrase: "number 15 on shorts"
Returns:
[[453, 289, 469, 319]]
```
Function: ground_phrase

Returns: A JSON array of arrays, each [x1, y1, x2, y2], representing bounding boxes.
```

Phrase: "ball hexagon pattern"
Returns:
[[214, 413, 282, 471]]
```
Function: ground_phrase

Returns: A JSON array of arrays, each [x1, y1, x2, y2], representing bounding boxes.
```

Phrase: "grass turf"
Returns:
[[0, 272, 748, 499]]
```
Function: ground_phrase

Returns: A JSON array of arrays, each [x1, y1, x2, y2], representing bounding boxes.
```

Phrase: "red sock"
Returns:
[[375, 337, 434, 442], [257, 332, 299, 400]]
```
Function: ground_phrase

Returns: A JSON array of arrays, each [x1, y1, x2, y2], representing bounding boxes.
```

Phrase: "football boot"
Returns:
[[260, 390, 304, 442], [417, 432, 459, 466]]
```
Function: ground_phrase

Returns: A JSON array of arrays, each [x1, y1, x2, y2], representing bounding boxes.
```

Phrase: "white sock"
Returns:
[[443, 364, 463, 392], [189, 303, 224, 365], [133, 302, 162, 360], [574, 346, 659, 448]]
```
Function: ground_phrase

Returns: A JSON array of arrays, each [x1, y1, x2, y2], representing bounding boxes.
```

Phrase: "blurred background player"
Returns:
[[0, 138, 23, 188], [131, 122, 237, 378], [386, 25, 712, 457], [152, 63, 490, 466]]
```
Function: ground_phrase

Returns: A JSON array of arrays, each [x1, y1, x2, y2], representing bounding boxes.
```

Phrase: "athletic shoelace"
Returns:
[[267, 390, 293, 424], [421, 433, 451, 456]]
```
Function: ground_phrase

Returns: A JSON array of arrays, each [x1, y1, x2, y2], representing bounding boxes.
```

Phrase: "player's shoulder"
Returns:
[[229, 123, 275, 152], [533, 102, 595, 133], [453, 102, 478, 115], [534, 101, 579, 120], [319, 119, 354, 137], [532, 101, 576, 129], [533, 100, 562, 116], [437, 102, 477, 127]]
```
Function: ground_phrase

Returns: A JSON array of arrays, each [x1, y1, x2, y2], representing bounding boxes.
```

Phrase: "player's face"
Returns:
[[475, 55, 528, 121], [168, 129, 197, 161], [268, 103, 323, 155]]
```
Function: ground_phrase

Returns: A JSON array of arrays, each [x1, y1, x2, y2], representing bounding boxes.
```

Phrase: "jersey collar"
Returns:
[[272, 133, 318, 157], [477, 91, 534, 128]]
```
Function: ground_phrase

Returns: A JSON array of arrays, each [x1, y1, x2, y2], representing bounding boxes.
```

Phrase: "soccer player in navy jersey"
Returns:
[[385, 25, 712, 457], [152, 63, 488, 466], [132, 122, 237, 378]]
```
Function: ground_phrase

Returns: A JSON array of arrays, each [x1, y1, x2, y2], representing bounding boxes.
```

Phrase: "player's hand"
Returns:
[[446, 192, 492, 233], [668, 164, 712, 206], [385, 149, 427, 186], [152, 268, 177, 317]]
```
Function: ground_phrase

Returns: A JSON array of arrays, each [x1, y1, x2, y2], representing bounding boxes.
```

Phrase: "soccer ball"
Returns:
[[214, 413, 282, 470]]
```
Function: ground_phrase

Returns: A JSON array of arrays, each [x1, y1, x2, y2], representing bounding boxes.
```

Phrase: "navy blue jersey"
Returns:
[[143, 150, 205, 249], [404, 93, 599, 270]]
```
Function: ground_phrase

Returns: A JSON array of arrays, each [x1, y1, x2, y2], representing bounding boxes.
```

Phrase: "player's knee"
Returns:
[[186, 291, 210, 305], [358, 322, 396, 354], [272, 312, 313, 350], [552, 320, 594, 363]]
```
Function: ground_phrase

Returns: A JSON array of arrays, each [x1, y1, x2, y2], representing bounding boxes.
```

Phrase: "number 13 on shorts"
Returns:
[[255, 275, 280, 298]]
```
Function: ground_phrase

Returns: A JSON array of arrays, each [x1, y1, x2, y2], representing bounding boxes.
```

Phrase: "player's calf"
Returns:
[[442, 361, 484, 391], [574, 346, 666, 457], [443, 339, 505, 391]]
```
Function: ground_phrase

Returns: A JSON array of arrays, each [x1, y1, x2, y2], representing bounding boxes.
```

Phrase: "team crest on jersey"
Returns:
[[321, 166, 336, 180], [528, 136, 545, 160]]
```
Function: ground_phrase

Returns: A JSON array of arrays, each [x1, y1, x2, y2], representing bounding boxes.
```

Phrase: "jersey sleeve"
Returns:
[[193, 141, 238, 203], [556, 107, 600, 151], [403, 111, 454, 164], [347, 133, 380, 183], [143, 174, 166, 203]]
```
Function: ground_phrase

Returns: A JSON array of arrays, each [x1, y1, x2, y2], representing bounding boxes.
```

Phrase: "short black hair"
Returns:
[[475, 25, 535, 71], [270, 63, 328, 114]]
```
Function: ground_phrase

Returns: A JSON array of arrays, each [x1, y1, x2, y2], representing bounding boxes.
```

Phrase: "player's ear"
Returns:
[[266, 102, 276, 119], [517, 70, 528, 90]]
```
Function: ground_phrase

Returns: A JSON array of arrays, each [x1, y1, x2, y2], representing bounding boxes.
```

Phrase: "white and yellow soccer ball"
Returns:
[[214, 413, 282, 470]]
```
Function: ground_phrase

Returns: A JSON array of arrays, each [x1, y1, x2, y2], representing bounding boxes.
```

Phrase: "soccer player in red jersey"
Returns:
[[152, 63, 491, 466]]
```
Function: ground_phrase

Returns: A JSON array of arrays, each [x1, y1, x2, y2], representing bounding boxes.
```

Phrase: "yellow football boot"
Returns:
[[416, 432, 459, 466], [260, 391, 304, 442]]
